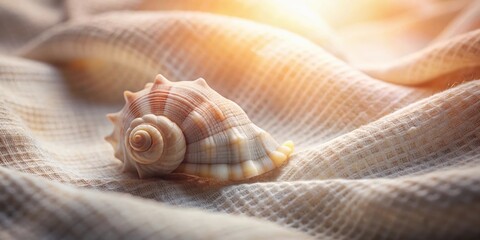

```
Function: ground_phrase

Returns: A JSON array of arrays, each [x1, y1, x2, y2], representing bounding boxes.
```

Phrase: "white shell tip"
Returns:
[[279, 140, 294, 156], [277, 146, 292, 156], [282, 141, 294, 153], [268, 151, 288, 167]]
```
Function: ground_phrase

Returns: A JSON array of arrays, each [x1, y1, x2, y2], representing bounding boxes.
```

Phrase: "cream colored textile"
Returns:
[[1, 0, 479, 239]]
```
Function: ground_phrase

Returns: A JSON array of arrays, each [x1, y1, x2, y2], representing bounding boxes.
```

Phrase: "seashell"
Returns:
[[105, 74, 294, 181]]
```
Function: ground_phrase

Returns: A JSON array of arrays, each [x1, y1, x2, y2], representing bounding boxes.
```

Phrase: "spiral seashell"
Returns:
[[105, 74, 294, 180]]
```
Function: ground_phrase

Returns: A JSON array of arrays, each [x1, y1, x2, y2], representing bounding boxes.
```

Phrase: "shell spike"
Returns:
[[194, 78, 209, 88], [282, 140, 294, 155], [154, 74, 171, 86], [276, 141, 294, 157], [123, 91, 135, 103], [113, 148, 123, 159], [144, 82, 154, 89], [104, 133, 114, 143], [106, 113, 119, 123]]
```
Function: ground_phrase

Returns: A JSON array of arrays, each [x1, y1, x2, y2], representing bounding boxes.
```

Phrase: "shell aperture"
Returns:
[[105, 75, 294, 180]]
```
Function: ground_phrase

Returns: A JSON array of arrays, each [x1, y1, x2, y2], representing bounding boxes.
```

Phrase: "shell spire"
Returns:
[[106, 74, 294, 180]]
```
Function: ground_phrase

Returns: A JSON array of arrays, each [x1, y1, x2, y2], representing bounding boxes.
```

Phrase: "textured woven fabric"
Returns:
[[1, 0, 479, 239]]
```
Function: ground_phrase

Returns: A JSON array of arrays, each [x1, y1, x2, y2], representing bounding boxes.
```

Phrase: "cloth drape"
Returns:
[[0, 0, 479, 239]]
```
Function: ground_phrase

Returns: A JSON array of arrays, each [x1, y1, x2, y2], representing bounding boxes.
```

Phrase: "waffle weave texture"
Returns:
[[0, 0, 479, 239]]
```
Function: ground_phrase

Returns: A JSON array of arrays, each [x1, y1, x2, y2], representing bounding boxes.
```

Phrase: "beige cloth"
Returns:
[[1, 0, 479, 239]]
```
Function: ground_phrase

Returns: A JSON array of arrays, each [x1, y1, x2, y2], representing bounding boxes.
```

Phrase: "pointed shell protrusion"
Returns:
[[106, 74, 294, 181], [123, 90, 135, 103]]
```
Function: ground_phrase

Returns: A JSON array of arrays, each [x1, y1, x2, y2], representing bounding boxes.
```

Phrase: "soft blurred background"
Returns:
[[1, 0, 478, 62]]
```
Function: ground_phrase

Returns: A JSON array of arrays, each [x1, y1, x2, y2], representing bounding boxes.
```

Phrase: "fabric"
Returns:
[[1, 0, 479, 239]]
